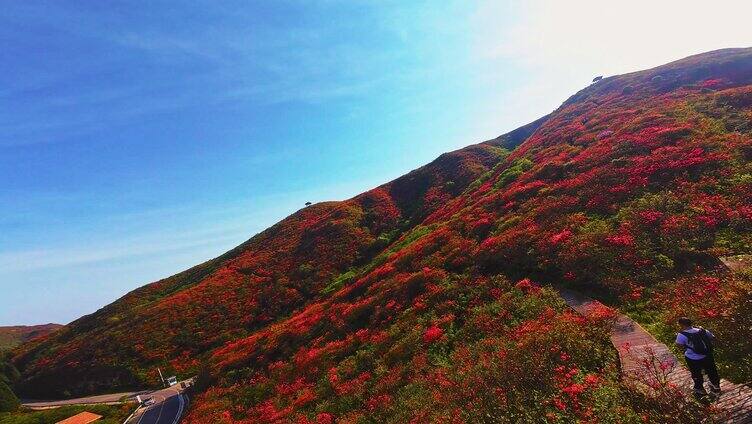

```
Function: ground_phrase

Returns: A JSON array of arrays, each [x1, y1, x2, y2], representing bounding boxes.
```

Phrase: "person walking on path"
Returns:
[[675, 317, 721, 398]]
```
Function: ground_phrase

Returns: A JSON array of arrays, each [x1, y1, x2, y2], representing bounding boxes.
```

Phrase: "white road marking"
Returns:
[[154, 394, 167, 423], [172, 394, 185, 424], [136, 394, 165, 424], [126, 382, 191, 424]]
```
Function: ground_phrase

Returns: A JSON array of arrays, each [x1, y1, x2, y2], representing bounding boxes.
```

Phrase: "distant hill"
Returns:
[[0, 324, 62, 350]]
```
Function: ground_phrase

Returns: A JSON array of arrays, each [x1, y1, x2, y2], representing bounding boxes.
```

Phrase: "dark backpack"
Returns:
[[680, 328, 713, 355]]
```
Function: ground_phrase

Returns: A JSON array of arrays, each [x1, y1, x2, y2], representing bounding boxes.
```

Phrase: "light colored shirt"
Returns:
[[676, 327, 713, 360]]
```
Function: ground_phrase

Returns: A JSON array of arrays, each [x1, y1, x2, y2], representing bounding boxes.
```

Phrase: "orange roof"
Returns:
[[55, 411, 103, 424]]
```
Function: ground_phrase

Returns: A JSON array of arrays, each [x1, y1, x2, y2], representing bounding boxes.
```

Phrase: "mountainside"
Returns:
[[0, 325, 61, 351], [12, 48, 752, 422], [11, 132, 531, 398]]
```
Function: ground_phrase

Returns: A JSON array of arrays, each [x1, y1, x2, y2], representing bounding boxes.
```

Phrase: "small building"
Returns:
[[55, 411, 102, 424]]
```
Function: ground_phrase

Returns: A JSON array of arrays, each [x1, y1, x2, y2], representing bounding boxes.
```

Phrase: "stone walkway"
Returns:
[[557, 288, 752, 423]]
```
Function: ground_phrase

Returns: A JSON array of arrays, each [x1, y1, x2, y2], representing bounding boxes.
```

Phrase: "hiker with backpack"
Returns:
[[675, 317, 721, 397]]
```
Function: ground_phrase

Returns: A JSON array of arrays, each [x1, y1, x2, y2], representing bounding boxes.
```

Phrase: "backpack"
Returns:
[[680, 328, 713, 355]]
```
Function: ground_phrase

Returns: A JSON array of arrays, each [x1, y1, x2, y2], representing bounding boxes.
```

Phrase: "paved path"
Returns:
[[557, 288, 752, 423], [721, 255, 752, 273]]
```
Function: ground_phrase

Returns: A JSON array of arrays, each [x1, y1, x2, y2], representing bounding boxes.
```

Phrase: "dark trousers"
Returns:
[[685, 355, 720, 392]]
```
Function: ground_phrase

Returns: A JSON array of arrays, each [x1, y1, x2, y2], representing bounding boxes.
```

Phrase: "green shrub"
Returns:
[[494, 157, 534, 189], [0, 382, 19, 413], [0, 404, 132, 424]]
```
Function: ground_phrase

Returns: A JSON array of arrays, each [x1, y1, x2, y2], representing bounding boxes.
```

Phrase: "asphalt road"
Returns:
[[21, 380, 191, 422], [127, 385, 186, 424], [22, 391, 143, 409]]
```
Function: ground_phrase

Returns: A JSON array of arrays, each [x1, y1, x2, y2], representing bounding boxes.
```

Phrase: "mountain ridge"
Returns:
[[0, 324, 62, 351], [0, 323, 63, 350]]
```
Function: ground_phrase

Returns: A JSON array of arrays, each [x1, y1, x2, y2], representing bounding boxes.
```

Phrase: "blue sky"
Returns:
[[2, 0, 751, 325]]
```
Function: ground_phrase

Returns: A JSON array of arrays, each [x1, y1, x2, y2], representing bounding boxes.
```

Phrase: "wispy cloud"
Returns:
[[0, 1, 445, 147], [0, 230, 240, 272]]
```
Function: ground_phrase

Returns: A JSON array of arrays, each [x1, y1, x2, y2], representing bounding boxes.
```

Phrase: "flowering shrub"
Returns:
[[184, 276, 653, 423], [422, 326, 444, 344], [619, 343, 724, 423]]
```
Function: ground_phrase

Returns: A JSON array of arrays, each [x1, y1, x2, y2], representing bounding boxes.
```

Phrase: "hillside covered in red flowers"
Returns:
[[11, 121, 531, 398], [12, 48, 752, 422]]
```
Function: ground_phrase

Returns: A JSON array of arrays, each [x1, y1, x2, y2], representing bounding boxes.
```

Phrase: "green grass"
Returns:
[[321, 270, 357, 294], [0, 404, 134, 424]]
